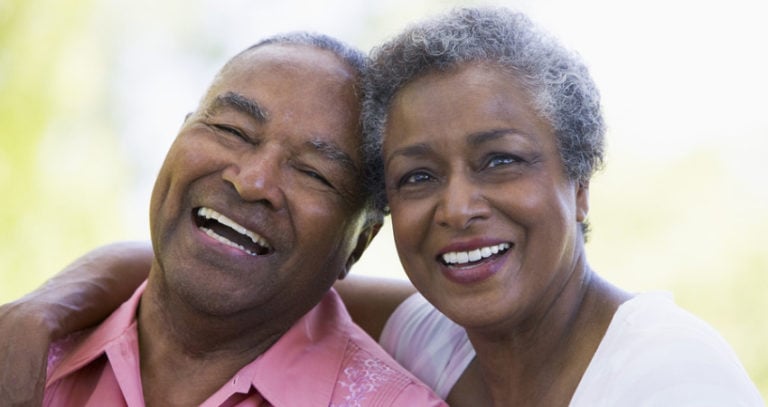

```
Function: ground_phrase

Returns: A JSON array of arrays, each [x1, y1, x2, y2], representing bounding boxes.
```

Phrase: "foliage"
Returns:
[[0, 0, 128, 301]]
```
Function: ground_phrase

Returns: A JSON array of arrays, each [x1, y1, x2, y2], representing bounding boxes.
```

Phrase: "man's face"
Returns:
[[148, 44, 371, 320]]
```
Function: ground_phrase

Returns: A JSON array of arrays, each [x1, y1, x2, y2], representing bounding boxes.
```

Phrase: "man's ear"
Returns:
[[339, 222, 383, 280], [576, 180, 590, 223], [179, 112, 194, 130]]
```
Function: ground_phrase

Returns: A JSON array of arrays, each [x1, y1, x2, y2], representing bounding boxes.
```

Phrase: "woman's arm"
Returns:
[[0, 240, 152, 406], [0, 245, 411, 405], [333, 274, 416, 341]]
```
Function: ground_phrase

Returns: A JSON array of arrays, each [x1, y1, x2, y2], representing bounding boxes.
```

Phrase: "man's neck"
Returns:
[[135, 275, 292, 406]]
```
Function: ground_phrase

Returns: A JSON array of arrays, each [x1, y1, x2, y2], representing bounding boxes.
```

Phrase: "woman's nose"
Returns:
[[434, 176, 491, 230]]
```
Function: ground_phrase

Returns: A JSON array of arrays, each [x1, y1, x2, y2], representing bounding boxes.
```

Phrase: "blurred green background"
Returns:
[[1, 0, 766, 399]]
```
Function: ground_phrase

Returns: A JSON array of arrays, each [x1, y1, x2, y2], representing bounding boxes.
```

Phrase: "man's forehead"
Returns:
[[228, 43, 354, 79], [207, 44, 358, 107], [200, 43, 363, 151]]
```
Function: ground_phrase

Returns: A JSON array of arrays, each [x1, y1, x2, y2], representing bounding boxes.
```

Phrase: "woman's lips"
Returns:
[[439, 242, 511, 265], [438, 242, 512, 285]]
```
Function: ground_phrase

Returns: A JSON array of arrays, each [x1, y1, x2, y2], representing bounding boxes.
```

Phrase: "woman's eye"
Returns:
[[399, 171, 433, 187], [487, 154, 521, 168]]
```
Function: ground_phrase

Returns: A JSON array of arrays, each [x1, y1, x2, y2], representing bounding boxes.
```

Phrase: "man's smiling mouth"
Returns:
[[440, 242, 511, 266], [194, 207, 272, 256]]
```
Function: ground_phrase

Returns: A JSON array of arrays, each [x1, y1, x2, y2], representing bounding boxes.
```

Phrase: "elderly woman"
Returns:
[[1, 7, 762, 406], [362, 7, 761, 405]]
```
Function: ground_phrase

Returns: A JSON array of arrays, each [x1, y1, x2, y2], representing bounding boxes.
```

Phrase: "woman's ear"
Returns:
[[576, 180, 590, 223]]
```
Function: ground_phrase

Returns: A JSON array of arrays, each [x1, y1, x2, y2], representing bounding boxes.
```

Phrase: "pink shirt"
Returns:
[[44, 281, 445, 407]]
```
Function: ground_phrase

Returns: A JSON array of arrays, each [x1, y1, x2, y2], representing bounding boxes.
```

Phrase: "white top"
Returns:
[[379, 292, 765, 405], [379, 293, 476, 399]]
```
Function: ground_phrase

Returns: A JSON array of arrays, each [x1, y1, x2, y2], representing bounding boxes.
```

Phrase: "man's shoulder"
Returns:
[[45, 283, 145, 388], [311, 289, 446, 405], [332, 337, 446, 406]]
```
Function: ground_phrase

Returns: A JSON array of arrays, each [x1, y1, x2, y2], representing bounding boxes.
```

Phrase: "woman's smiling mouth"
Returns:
[[439, 242, 511, 266], [436, 242, 512, 285]]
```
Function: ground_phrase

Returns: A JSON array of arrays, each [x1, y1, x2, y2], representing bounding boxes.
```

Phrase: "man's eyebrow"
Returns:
[[306, 139, 360, 175], [206, 91, 269, 123]]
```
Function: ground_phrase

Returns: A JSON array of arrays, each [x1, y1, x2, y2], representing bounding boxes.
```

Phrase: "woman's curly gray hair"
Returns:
[[362, 7, 606, 216]]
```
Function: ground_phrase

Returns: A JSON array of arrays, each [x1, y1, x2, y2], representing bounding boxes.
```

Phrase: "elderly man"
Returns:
[[32, 33, 444, 406]]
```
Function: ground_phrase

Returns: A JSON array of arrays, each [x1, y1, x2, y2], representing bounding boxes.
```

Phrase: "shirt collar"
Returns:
[[47, 280, 147, 385], [47, 282, 353, 406], [236, 289, 351, 406]]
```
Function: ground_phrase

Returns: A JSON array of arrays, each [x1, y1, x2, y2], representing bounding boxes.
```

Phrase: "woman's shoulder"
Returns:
[[571, 292, 763, 406], [379, 293, 475, 399], [609, 292, 723, 337], [602, 292, 744, 360]]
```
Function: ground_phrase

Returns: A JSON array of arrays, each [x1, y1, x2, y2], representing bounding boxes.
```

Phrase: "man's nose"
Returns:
[[434, 176, 491, 230], [221, 147, 286, 209]]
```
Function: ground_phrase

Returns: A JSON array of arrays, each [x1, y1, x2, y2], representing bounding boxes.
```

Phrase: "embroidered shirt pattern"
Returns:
[[333, 349, 400, 407]]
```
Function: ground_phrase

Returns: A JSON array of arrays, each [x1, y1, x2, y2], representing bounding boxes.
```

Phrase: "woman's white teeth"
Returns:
[[197, 207, 270, 250], [442, 243, 510, 265]]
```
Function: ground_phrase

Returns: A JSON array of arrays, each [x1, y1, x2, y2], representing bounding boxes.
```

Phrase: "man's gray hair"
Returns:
[[229, 32, 385, 226]]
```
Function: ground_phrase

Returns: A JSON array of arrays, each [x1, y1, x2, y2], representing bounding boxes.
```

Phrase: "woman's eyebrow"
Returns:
[[467, 128, 527, 146], [385, 142, 432, 167]]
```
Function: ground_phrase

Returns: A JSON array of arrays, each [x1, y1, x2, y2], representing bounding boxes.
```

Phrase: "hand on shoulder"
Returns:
[[0, 298, 57, 406]]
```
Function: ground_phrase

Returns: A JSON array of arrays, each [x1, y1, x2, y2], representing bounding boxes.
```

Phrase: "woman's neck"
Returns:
[[466, 263, 631, 406]]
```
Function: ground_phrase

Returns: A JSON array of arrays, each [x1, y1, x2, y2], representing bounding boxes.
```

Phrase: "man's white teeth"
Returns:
[[197, 207, 270, 249], [201, 227, 258, 256], [442, 243, 511, 265]]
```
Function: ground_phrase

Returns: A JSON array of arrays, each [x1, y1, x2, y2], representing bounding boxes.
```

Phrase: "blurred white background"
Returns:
[[1, 0, 766, 397]]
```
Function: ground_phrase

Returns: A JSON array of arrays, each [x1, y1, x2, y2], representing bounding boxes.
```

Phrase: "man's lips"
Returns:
[[193, 207, 272, 256], [438, 242, 512, 266]]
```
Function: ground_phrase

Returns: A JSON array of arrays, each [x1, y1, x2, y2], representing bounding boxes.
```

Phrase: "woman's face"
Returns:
[[383, 62, 589, 330]]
